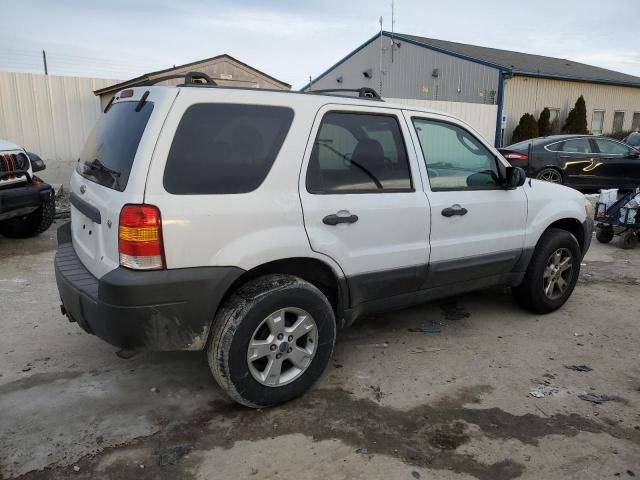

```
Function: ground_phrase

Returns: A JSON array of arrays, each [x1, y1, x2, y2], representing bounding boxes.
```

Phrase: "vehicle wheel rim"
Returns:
[[538, 169, 562, 183], [247, 307, 318, 387], [543, 248, 574, 300]]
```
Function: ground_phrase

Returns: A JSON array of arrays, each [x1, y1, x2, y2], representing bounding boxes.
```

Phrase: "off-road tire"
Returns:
[[620, 231, 638, 250], [207, 274, 336, 408], [0, 195, 55, 238], [513, 228, 581, 314], [595, 226, 614, 244]]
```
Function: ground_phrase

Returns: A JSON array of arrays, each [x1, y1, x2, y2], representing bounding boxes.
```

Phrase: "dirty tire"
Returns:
[[595, 226, 614, 244], [513, 228, 581, 314], [208, 274, 336, 408], [619, 231, 638, 250], [0, 195, 55, 238]]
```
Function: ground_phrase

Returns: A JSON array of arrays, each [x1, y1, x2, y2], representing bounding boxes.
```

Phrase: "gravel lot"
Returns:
[[1, 220, 639, 480]]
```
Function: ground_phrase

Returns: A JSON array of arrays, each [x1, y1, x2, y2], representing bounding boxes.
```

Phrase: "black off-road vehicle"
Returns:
[[0, 139, 55, 238]]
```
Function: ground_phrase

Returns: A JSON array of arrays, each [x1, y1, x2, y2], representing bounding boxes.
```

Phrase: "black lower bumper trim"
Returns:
[[54, 222, 244, 351], [0, 181, 53, 217]]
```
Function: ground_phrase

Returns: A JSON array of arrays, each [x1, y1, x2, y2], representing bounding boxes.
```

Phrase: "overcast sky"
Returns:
[[1, 0, 638, 89]]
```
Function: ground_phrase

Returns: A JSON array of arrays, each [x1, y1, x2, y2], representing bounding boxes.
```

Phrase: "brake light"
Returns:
[[503, 152, 529, 161], [118, 204, 165, 270], [120, 89, 134, 98]]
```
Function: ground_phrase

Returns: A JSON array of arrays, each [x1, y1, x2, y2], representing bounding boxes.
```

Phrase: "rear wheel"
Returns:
[[513, 228, 581, 314], [208, 274, 336, 408], [620, 231, 638, 250], [0, 195, 55, 238], [535, 168, 563, 184], [595, 226, 614, 244]]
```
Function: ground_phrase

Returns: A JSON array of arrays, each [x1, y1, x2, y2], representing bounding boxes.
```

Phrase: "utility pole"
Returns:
[[42, 50, 48, 75], [391, 0, 395, 63]]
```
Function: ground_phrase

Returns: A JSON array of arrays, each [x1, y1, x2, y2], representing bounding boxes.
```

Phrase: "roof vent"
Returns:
[[336, 76, 343, 84]]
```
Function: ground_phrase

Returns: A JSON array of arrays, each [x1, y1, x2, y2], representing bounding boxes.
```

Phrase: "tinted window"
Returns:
[[596, 139, 629, 155], [559, 139, 593, 153], [413, 119, 500, 190], [507, 139, 533, 152], [164, 104, 294, 194], [306, 112, 412, 193], [76, 101, 154, 192], [626, 132, 640, 147]]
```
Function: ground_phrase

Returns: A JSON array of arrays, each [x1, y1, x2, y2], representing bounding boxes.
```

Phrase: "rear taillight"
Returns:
[[118, 204, 165, 270], [502, 152, 529, 161]]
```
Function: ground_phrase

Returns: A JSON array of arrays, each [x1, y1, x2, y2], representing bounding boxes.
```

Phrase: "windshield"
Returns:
[[76, 101, 154, 191]]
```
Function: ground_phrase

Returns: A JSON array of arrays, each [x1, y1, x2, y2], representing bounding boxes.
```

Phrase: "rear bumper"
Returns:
[[0, 181, 52, 220], [54, 222, 244, 351]]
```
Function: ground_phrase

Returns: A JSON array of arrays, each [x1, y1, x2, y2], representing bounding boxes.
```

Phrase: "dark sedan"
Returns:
[[499, 134, 640, 189], [623, 132, 640, 149]]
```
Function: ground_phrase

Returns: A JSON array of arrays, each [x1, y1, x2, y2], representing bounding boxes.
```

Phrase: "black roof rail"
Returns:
[[307, 87, 383, 100], [139, 71, 218, 87]]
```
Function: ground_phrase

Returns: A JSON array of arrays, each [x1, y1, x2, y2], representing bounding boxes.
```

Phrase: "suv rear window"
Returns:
[[76, 101, 154, 192], [164, 104, 294, 195]]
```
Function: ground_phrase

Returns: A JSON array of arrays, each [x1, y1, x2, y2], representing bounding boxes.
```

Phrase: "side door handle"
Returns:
[[323, 213, 359, 225], [441, 204, 468, 217]]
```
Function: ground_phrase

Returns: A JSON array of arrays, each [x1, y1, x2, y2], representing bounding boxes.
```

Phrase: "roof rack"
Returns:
[[307, 87, 383, 100], [140, 71, 218, 87]]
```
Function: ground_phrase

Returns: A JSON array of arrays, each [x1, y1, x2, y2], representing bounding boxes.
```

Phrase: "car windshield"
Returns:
[[76, 101, 154, 192]]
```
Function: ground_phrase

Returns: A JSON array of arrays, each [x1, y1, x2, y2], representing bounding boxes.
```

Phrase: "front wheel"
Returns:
[[513, 228, 581, 314], [208, 274, 336, 408], [535, 168, 563, 184], [0, 195, 55, 238]]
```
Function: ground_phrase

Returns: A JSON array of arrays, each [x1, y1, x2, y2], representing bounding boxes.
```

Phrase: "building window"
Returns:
[[632, 112, 640, 132], [548, 108, 561, 133], [591, 110, 605, 135], [613, 111, 625, 133]]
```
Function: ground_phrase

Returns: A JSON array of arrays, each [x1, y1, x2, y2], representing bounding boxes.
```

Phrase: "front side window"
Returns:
[[595, 138, 629, 155], [306, 112, 412, 193], [412, 118, 500, 190], [164, 104, 294, 195], [559, 139, 593, 153]]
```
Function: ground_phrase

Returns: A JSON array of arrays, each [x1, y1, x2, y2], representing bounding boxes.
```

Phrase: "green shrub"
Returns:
[[511, 113, 539, 143], [538, 108, 552, 137], [563, 96, 588, 134]]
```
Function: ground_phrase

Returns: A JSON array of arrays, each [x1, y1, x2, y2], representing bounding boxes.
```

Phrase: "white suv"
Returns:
[[55, 74, 593, 407]]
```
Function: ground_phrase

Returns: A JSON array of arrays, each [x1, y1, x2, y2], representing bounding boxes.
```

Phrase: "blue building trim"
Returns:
[[494, 72, 506, 147]]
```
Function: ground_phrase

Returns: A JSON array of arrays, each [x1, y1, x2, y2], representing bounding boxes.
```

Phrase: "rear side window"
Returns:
[[306, 112, 412, 194], [76, 101, 154, 192], [557, 139, 593, 153], [164, 104, 294, 194]]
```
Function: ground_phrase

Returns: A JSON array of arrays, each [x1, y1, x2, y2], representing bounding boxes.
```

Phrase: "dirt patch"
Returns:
[[16, 386, 640, 480]]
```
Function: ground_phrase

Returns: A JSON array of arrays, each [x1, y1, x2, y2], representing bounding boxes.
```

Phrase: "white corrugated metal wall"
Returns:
[[387, 98, 498, 141], [0, 72, 119, 186], [503, 76, 640, 145]]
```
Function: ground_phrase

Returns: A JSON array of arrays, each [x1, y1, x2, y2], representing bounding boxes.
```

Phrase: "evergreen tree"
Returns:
[[538, 108, 552, 137], [563, 96, 588, 134], [513, 113, 539, 142]]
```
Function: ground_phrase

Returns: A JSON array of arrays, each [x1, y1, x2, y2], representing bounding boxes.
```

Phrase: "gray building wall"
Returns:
[[307, 35, 500, 105]]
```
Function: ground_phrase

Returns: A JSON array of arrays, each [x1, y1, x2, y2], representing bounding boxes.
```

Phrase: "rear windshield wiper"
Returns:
[[85, 158, 121, 178], [83, 158, 122, 189]]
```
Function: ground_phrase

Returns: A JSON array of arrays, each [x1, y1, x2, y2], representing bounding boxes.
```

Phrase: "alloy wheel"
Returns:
[[543, 248, 574, 300], [246, 307, 318, 387], [536, 168, 562, 183]]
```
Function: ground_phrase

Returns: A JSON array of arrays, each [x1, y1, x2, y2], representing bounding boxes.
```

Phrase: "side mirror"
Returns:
[[27, 152, 46, 172], [505, 166, 526, 189]]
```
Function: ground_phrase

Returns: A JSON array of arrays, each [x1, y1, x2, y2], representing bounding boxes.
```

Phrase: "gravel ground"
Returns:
[[1, 221, 639, 480]]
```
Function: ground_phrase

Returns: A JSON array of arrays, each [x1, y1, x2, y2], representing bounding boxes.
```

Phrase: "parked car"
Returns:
[[55, 75, 593, 407], [622, 131, 640, 150], [0, 139, 55, 238], [499, 134, 640, 189]]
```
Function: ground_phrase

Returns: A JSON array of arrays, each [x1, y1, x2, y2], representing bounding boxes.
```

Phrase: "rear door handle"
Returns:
[[323, 213, 359, 225], [441, 204, 468, 217]]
